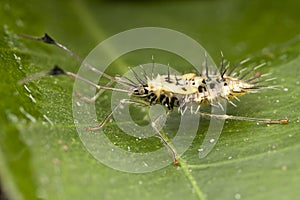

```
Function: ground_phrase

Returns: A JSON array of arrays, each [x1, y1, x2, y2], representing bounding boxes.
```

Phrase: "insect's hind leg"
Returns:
[[199, 112, 289, 124]]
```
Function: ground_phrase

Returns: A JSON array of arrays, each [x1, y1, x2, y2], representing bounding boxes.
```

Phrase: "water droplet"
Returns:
[[16, 19, 24, 27], [281, 165, 287, 171], [234, 193, 241, 200], [63, 145, 68, 152], [52, 158, 60, 165], [283, 88, 288, 92]]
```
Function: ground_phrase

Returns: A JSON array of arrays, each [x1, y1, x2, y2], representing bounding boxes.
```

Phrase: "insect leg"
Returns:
[[87, 99, 150, 131], [199, 112, 289, 124], [87, 99, 131, 131], [87, 98, 180, 165], [19, 65, 131, 93], [151, 113, 180, 166]]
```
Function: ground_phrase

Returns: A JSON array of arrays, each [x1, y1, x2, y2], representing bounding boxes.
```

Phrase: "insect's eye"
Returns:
[[138, 86, 145, 94]]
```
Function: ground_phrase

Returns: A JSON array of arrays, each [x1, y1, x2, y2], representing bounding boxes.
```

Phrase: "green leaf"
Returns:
[[1, 0, 300, 200]]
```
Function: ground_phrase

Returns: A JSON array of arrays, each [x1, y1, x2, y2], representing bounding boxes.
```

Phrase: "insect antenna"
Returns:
[[19, 65, 131, 93], [18, 71, 54, 85], [19, 33, 128, 86]]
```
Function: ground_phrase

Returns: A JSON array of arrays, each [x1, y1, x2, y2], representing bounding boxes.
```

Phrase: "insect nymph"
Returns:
[[19, 34, 288, 165]]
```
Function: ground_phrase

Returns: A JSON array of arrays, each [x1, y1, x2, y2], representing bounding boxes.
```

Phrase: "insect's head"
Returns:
[[132, 84, 149, 97]]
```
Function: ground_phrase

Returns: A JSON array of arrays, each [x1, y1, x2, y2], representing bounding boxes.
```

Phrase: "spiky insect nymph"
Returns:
[[128, 62, 268, 115], [18, 33, 289, 165]]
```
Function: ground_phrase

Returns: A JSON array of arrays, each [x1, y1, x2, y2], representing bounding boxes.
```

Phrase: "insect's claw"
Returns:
[[280, 119, 289, 124], [173, 159, 180, 166], [86, 126, 102, 132]]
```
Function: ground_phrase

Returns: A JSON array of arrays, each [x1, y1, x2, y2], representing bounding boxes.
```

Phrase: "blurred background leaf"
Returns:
[[0, 0, 299, 200]]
